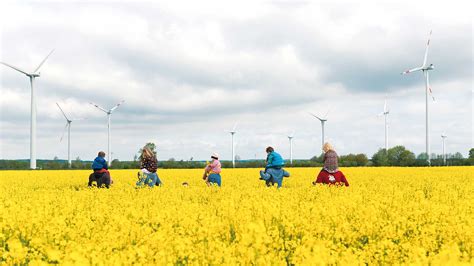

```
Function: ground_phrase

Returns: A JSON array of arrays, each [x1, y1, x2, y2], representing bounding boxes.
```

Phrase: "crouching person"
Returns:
[[259, 146, 290, 188], [203, 153, 222, 187], [312, 170, 349, 186], [312, 142, 349, 187], [88, 151, 112, 188], [136, 146, 162, 187]]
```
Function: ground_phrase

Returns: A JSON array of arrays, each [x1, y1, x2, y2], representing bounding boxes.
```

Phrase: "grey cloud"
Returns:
[[0, 1, 472, 161]]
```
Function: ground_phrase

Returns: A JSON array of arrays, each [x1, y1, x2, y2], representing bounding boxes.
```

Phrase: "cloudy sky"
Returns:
[[0, 0, 472, 161]]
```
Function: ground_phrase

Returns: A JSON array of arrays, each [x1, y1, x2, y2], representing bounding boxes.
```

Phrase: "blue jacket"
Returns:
[[266, 151, 284, 169], [92, 156, 108, 170]]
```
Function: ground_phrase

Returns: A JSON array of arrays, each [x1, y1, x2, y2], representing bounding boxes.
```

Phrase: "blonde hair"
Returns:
[[142, 146, 154, 159], [323, 142, 334, 153]]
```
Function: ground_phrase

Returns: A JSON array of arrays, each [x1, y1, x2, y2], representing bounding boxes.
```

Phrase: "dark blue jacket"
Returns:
[[92, 156, 108, 170], [266, 151, 284, 169]]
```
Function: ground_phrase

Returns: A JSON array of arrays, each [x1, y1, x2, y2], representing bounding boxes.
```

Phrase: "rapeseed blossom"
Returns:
[[1, 167, 473, 264]]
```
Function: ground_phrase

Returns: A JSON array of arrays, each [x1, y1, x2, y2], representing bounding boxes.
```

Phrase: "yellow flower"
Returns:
[[0, 167, 473, 264]]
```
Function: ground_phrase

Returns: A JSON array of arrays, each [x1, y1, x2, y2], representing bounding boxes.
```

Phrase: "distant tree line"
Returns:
[[1, 146, 473, 170]]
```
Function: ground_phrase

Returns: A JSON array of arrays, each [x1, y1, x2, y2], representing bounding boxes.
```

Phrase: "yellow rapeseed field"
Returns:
[[1, 167, 473, 265]]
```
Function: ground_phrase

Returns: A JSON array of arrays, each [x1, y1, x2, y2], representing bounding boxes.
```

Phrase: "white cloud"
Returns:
[[0, 0, 472, 161]]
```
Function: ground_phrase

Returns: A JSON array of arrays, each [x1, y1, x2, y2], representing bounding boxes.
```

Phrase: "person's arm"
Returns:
[[204, 161, 212, 173], [101, 158, 108, 170], [341, 173, 349, 186], [315, 171, 324, 184], [266, 153, 274, 167], [140, 158, 151, 173], [150, 158, 158, 172]]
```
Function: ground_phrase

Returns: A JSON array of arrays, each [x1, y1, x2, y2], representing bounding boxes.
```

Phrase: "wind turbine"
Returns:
[[90, 100, 125, 166], [309, 107, 330, 151], [56, 103, 85, 168], [1, 49, 55, 169], [441, 133, 447, 166], [401, 30, 436, 164], [378, 99, 390, 150], [287, 131, 295, 165], [229, 122, 238, 168]]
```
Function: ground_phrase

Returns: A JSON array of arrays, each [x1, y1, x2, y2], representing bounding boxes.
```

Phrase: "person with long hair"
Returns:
[[136, 146, 162, 187], [312, 143, 349, 186]]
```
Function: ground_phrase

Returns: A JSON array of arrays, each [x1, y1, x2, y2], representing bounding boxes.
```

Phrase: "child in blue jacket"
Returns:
[[88, 151, 112, 187], [92, 151, 108, 171], [259, 146, 290, 188]]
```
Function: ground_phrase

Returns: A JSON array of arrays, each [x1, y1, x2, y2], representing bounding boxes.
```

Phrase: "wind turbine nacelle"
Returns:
[[31, 73, 40, 77], [427, 64, 434, 70]]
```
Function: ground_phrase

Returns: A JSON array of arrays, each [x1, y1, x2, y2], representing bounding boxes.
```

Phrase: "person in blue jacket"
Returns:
[[259, 146, 290, 188], [88, 151, 112, 188], [92, 151, 108, 171]]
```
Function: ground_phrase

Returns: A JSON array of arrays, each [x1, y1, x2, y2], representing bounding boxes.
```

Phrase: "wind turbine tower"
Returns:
[[56, 103, 85, 168], [90, 100, 125, 166], [441, 134, 447, 166], [379, 100, 390, 150], [401, 30, 436, 164], [1, 49, 55, 169], [309, 109, 330, 151], [287, 131, 295, 165], [229, 123, 237, 168]]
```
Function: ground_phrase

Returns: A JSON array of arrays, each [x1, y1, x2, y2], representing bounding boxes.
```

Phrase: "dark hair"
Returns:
[[211, 156, 218, 160], [266, 146, 274, 153], [98, 151, 106, 157]]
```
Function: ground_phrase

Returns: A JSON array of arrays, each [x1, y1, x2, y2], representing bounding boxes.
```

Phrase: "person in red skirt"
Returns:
[[312, 143, 349, 187]]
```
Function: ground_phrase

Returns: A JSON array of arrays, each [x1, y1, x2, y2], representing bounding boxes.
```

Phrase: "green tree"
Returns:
[[355, 153, 369, 166], [340, 154, 364, 167], [469, 148, 474, 159], [310, 153, 324, 163], [415, 153, 429, 166], [372, 149, 389, 166], [387, 146, 415, 166]]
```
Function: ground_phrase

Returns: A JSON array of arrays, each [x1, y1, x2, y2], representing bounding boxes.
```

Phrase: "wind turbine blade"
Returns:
[[89, 102, 108, 113], [56, 103, 69, 121], [401, 66, 423, 74], [60, 122, 68, 142], [426, 71, 435, 102], [308, 112, 322, 121], [232, 122, 238, 132], [34, 49, 55, 73], [422, 30, 432, 67], [110, 100, 125, 112], [0, 62, 31, 75], [383, 100, 387, 113], [323, 106, 332, 119]]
